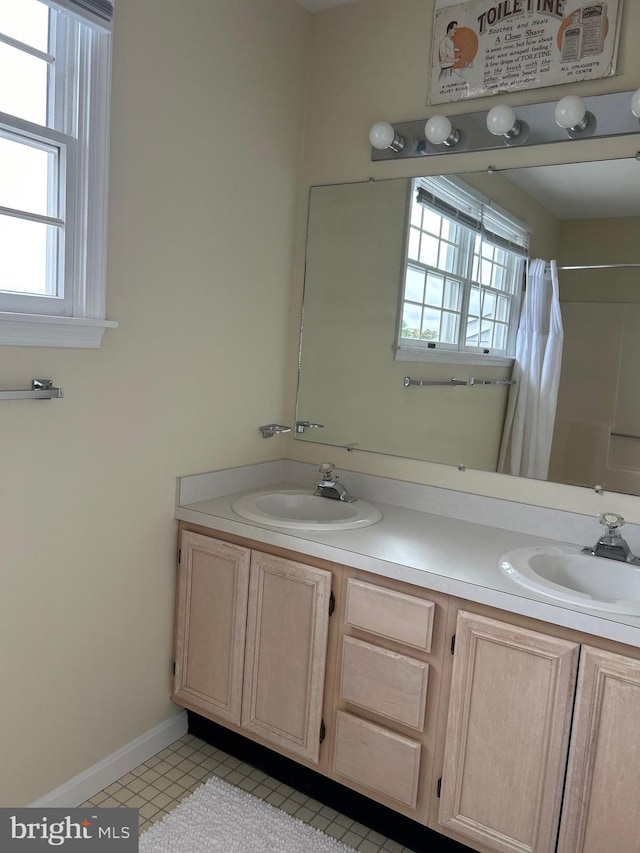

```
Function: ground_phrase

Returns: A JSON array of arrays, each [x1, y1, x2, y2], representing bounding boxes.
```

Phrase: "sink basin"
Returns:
[[500, 545, 640, 615], [231, 488, 383, 531]]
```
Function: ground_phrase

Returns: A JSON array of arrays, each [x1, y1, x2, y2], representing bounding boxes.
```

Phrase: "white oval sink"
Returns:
[[231, 488, 383, 531], [500, 545, 640, 615]]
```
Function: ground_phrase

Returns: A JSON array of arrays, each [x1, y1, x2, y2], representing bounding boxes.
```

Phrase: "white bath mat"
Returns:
[[139, 774, 355, 852]]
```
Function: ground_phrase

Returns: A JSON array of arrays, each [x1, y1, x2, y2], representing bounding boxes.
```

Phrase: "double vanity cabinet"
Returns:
[[172, 520, 640, 853]]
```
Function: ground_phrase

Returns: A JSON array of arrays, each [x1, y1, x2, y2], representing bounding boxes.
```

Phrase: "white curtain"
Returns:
[[498, 259, 564, 479]]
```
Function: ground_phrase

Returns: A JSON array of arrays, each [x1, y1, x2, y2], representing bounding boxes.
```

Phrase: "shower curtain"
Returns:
[[498, 259, 564, 479]]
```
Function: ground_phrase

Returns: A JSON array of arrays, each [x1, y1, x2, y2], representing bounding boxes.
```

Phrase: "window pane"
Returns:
[[422, 208, 441, 236], [425, 272, 444, 306], [438, 241, 457, 274], [401, 303, 421, 339], [421, 307, 440, 340], [484, 259, 497, 285], [0, 214, 59, 296], [440, 311, 459, 344], [0, 0, 49, 51], [0, 43, 48, 125], [419, 233, 439, 267], [471, 252, 479, 281], [495, 295, 510, 322], [405, 265, 425, 302], [482, 291, 496, 320], [493, 263, 506, 290], [465, 316, 479, 346], [444, 278, 461, 311], [493, 323, 507, 350], [481, 240, 494, 260], [407, 226, 420, 260], [469, 285, 480, 316], [479, 321, 492, 346], [0, 136, 57, 217], [440, 217, 458, 243]]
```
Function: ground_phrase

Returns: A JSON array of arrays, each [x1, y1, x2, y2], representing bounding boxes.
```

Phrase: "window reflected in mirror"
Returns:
[[398, 176, 527, 361]]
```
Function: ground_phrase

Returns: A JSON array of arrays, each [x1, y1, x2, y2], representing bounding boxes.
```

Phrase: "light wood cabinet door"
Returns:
[[439, 611, 579, 853], [557, 645, 640, 853], [241, 552, 332, 764], [173, 531, 250, 724]]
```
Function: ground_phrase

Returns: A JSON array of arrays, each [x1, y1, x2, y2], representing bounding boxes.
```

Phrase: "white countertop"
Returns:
[[175, 471, 640, 649]]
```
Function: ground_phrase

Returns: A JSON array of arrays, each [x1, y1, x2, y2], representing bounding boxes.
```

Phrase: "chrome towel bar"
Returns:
[[404, 377, 466, 388], [0, 379, 64, 401], [468, 377, 516, 386], [404, 376, 515, 388]]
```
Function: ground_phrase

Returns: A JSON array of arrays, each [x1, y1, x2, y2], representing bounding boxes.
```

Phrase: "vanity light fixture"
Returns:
[[369, 90, 640, 161], [486, 103, 521, 139], [368, 120, 406, 153], [554, 95, 590, 133], [424, 115, 460, 147]]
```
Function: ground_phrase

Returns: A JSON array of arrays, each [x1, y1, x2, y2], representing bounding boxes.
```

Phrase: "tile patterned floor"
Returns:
[[80, 734, 415, 852]]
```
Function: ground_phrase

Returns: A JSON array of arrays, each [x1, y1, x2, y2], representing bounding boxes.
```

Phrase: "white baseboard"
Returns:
[[30, 710, 188, 807]]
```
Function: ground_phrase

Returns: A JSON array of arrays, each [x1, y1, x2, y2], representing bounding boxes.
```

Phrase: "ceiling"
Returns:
[[296, 0, 359, 11], [505, 159, 640, 219]]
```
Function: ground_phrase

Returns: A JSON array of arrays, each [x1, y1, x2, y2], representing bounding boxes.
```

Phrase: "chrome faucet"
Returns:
[[313, 462, 357, 502], [582, 513, 640, 564]]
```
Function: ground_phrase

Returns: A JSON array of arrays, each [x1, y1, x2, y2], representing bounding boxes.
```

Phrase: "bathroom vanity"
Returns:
[[173, 462, 640, 853]]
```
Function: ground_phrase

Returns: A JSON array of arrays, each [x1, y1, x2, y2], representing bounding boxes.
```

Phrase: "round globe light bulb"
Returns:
[[632, 89, 640, 119], [486, 103, 517, 136], [555, 95, 587, 129], [425, 115, 453, 145], [368, 121, 396, 150]]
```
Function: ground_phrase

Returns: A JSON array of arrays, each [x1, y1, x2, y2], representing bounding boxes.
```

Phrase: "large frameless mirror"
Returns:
[[296, 157, 640, 496]]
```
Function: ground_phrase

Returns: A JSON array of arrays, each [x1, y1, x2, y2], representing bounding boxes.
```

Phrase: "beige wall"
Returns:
[[0, 0, 310, 806], [285, 0, 640, 521], [550, 303, 640, 494], [550, 215, 640, 492], [559, 217, 640, 302]]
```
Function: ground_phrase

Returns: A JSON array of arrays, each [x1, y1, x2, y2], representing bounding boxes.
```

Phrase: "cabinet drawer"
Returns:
[[345, 578, 434, 651], [340, 636, 428, 730], [333, 711, 421, 808]]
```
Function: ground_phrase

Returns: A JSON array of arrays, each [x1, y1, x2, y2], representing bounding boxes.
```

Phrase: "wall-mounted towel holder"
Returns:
[[0, 379, 64, 401], [259, 423, 291, 438], [404, 376, 515, 388]]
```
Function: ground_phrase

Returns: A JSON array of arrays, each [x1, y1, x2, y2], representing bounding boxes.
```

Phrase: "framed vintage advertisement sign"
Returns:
[[428, 0, 623, 104]]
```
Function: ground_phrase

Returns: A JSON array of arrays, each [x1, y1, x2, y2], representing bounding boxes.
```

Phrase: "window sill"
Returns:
[[394, 345, 514, 369], [0, 313, 118, 348]]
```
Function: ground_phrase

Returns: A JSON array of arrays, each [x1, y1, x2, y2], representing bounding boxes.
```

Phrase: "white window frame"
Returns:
[[0, 115, 76, 315], [0, 0, 116, 347], [395, 176, 528, 368]]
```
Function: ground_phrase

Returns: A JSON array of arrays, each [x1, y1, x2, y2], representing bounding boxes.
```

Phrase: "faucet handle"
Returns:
[[318, 461, 336, 479], [598, 512, 625, 533]]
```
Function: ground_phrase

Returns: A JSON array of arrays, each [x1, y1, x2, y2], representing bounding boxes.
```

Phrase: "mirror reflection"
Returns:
[[296, 158, 640, 496]]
